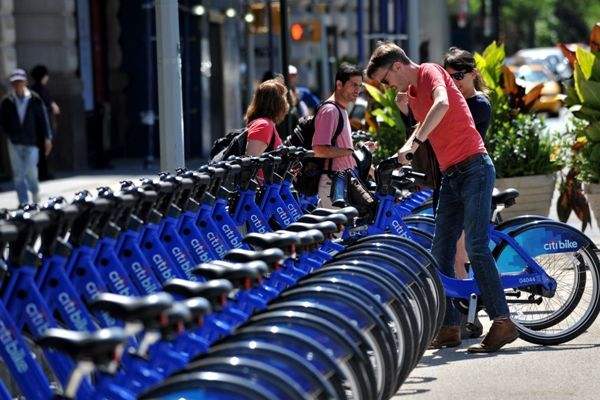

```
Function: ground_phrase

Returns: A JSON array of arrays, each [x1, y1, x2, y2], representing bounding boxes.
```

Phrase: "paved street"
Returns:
[[399, 317, 600, 400]]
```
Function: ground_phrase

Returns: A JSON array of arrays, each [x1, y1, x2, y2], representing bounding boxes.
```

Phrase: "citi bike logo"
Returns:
[[190, 238, 211, 262], [171, 246, 195, 280], [287, 203, 301, 220], [391, 220, 409, 238], [250, 214, 268, 233], [0, 319, 28, 373], [131, 262, 160, 293], [108, 271, 133, 296], [276, 207, 292, 226], [221, 225, 242, 248], [152, 253, 174, 281], [25, 303, 51, 336], [58, 292, 90, 331], [543, 239, 578, 251], [207, 232, 226, 257]]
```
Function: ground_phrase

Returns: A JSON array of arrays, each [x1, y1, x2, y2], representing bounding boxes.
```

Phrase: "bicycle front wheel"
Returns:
[[494, 220, 600, 345]]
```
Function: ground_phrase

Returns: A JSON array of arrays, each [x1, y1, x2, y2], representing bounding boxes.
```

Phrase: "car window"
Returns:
[[518, 69, 549, 82]]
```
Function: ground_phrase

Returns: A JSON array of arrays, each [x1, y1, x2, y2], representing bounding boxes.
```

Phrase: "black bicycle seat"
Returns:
[[275, 229, 324, 247], [312, 206, 359, 220], [90, 292, 173, 322], [182, 297, 211, 328], [298, 213, 348, 226], [163, 279, 232, 310], [244, 232, 299, 250], [192, 261, 265, 288], [492, 188, 519, 208], [36, 327, 127, 363], [284, 221, 339, 236], [160, 302, 191, 340], [0, 220, 18, 242], [223, 248, 285, 268]]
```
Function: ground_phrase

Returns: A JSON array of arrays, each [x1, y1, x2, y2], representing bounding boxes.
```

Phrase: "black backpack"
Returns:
[[286, 100, 344, 195], [210, 126, 276, 162]]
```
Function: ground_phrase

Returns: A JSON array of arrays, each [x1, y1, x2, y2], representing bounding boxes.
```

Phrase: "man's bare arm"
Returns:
[[312, 145, 354, 158]]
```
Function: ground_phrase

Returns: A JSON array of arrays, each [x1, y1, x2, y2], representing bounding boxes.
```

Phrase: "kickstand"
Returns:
[[466, 293, 478, 329]]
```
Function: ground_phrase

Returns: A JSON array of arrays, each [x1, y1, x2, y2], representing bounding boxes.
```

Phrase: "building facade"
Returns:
[[0, 0, 449, 177]]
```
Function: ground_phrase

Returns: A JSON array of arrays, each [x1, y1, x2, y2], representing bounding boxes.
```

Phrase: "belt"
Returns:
[[443, 153, 485, 176]]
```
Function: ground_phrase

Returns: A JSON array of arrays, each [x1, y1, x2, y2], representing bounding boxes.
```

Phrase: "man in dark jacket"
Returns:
[[0, 68, 53, 206]]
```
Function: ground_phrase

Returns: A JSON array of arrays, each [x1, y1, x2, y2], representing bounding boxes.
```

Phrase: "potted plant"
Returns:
[[362, 82, 407, 161], [559, 23, 600, 227], [476, 42, 562, 219]]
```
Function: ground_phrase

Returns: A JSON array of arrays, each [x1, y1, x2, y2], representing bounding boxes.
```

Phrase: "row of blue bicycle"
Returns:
[[0, 142, 599, 400]]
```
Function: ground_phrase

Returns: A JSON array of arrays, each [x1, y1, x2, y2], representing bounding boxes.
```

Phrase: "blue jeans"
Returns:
[[431, 154, 510, 326], [7, 141, 40, 205]]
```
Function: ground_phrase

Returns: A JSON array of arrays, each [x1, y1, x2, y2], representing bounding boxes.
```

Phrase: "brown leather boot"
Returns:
[[428, 326, 461, 349], [467, 317, 519, 353]]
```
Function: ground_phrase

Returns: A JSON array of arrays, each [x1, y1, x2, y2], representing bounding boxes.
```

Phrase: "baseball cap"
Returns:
[[288, 65, 298, 75], [9, 68, 27, 82]]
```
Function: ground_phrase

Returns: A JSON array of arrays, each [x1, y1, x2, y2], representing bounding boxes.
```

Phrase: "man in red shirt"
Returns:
[[366, 42, 518, 353]]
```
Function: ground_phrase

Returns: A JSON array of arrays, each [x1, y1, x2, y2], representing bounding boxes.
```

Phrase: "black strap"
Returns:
[[266, 124, 277, 151], [316, 100, 345, 173]]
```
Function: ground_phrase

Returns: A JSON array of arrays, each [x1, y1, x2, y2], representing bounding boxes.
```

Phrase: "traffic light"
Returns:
[[289, 20, 321, 42], [290, 23, 305, 41]]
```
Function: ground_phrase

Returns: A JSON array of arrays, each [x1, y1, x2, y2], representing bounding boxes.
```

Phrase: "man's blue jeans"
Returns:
[[7, 140, 40, 205], [431, 154, 510, 326]]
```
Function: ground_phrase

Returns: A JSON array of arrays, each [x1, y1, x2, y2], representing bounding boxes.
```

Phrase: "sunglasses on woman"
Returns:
[[449, 70, 470, 81]]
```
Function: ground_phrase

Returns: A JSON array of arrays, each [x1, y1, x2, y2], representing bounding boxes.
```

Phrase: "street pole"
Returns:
[[267, 0, 275, 72], [407, 0, 419, 60], [280, 0, 291, 137], [280, 0, 290, 87], [143, 0, 155, 170], [155, 0, 185, 171], [357, 0, 364, 64]]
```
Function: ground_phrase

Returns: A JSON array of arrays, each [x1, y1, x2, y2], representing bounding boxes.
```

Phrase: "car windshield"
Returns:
[[518, 69, 550, 82]]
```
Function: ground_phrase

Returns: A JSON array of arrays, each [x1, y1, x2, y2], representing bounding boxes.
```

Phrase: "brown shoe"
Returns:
[[428, 326, 461, 349], [467, 318, 519, 353]]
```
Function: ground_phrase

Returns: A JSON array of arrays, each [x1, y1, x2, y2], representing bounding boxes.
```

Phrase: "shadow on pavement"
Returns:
[[417, 339, 600, 369]]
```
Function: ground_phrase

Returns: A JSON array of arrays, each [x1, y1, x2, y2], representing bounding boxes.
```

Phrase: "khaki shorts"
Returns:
[[317, 174, 335, 209]]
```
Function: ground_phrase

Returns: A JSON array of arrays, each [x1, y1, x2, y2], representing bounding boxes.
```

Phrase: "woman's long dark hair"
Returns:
[[443, 47, 487, 94]]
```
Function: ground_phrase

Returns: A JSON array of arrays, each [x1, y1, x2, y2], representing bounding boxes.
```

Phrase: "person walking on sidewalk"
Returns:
[[312, 62, 362, 208], [366, 42, 518, 353], [0, 68, 53, 206], [30, 64, 60, 181]]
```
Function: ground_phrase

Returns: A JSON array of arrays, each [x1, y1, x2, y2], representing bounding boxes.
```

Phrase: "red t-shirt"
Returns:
[[247, 117, 282, 149], [408, 63, 486, 171]]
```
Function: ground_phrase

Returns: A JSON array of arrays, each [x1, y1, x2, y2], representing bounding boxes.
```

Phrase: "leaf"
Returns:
[[371, 108, 396, 127], [522, 83, 544, 109], [574, 64, 600, 110], [363, 83, 385, 105], [586, 122, 600, 142], [564, 84, 582, 107], [559, 43, 577, 68], [569, 105, 600, 121], [575, 47, 600, 81]]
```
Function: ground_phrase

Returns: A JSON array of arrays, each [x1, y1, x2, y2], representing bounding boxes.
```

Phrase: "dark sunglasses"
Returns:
[[449, 70, 471, 81]]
